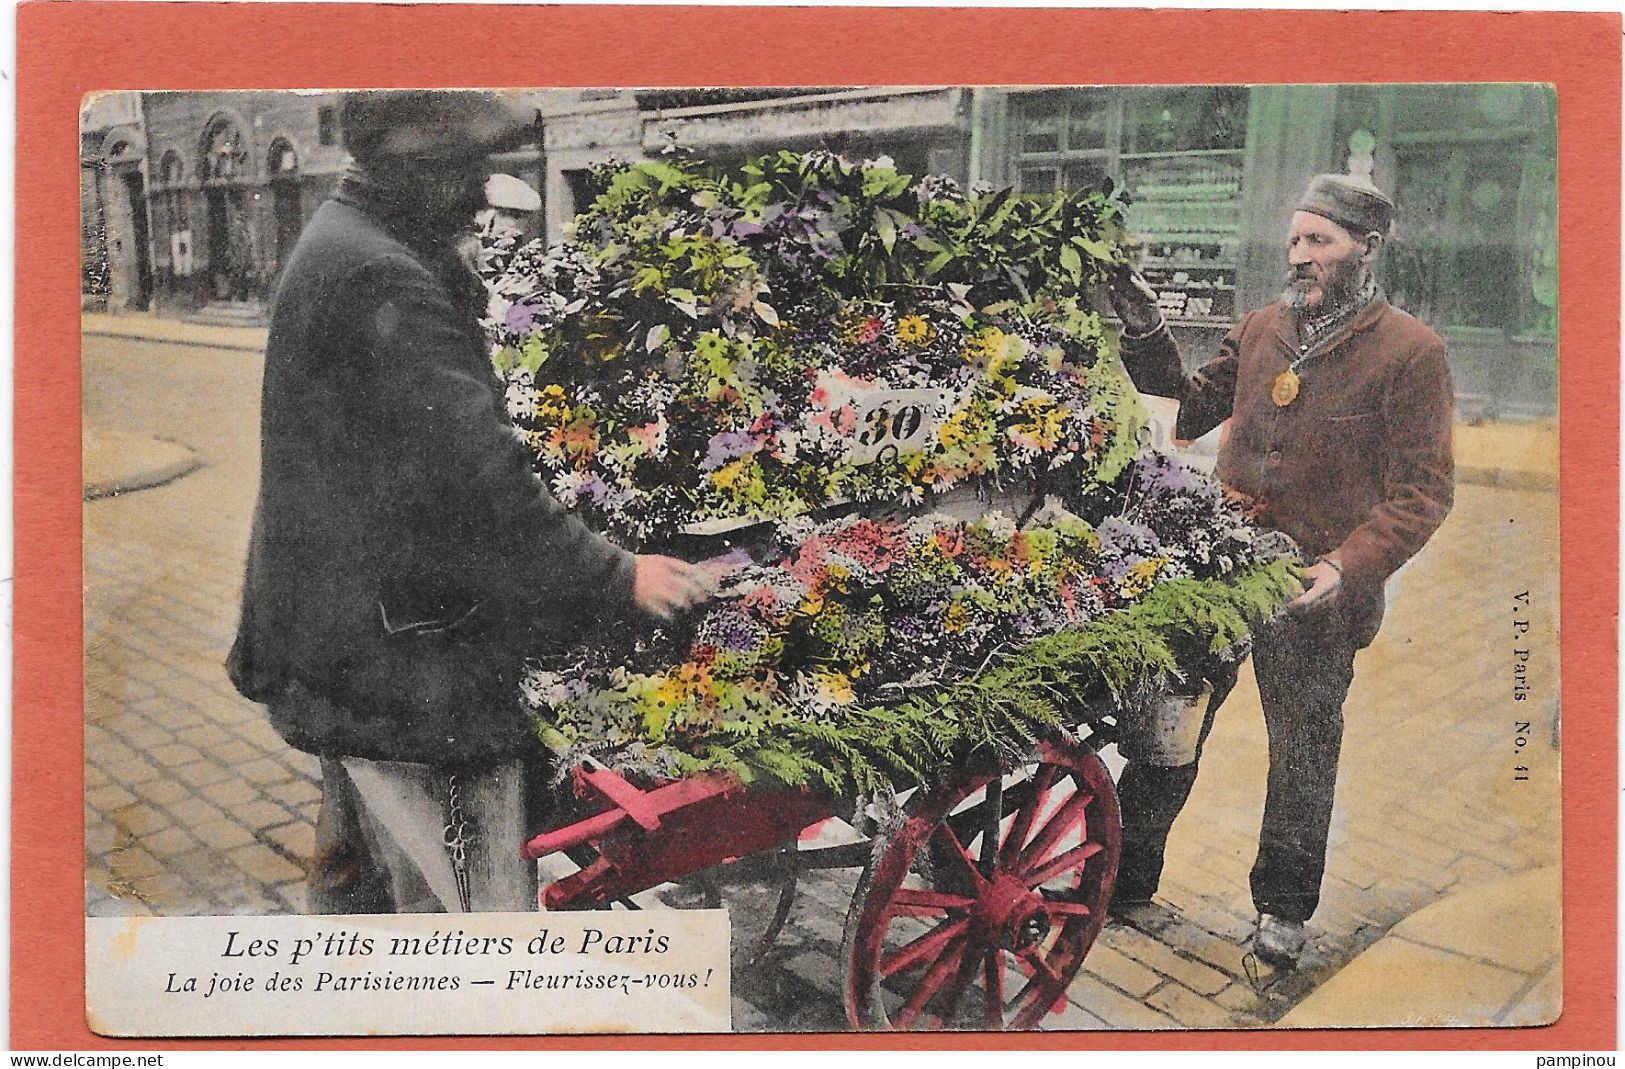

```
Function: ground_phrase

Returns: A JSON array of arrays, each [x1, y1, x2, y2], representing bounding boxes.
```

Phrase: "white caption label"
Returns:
[[86, 911, 731, 1037]]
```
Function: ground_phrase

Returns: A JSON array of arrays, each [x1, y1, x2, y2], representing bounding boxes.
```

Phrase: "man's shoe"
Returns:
[[1107, 896, 1178, 935], [1251, 913, 1306, 969]]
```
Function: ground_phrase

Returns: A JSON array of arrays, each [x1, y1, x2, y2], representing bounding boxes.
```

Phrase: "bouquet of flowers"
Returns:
[[487, 152, 1300, 790], [527, 472, 1298, 790], [487, 152, 1143, 542]]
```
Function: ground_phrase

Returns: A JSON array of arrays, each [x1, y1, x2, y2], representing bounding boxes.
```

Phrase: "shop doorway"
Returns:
[[205, 187, 251, 301], [119, 169, 153, 311]]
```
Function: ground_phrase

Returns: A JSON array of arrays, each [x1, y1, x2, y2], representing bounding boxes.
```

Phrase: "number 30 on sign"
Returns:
[[848, 387, 951, 465]]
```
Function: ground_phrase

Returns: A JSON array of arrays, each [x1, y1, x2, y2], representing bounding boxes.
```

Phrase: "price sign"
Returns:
[[846, 387, 951, 465]]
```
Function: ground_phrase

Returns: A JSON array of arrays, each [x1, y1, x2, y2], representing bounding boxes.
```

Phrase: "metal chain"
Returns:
[[442, 773, 475, 912]]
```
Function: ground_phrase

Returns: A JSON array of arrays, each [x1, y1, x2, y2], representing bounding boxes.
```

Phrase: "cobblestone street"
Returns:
[[83, 321, 1562, 1032]]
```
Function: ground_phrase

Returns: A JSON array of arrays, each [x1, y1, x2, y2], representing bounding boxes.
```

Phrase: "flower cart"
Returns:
[[486, 153, 1300, 1030]]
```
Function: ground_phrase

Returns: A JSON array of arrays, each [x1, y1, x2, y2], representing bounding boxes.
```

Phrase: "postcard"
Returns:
[[17, 4, 1619, 1052]]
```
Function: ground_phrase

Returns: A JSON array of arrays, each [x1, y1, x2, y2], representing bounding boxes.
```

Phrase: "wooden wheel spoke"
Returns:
[[1000, 764, 1055, 865], [1015, 945, 1065, 987], [1010, 973, 1062, 1030], [894, 932, 970, 1030], [931, 823, 990, 893], [888, 887, 976, 915], [1016, 785, 1093, 873], [880, 917, 969, 979], [1024, 840, 1105, 889], [1041, 898, 1093, 918], [1007, 947, 1070, 1028], [978, 777, 1003, 876], [937, 940, 985, 1025], [1005, 958, 1064, 1030], [983, 948, 1006, 1030]]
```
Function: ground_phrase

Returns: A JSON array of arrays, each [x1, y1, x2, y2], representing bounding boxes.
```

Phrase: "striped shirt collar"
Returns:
[[1296, 274, 1380, 351]]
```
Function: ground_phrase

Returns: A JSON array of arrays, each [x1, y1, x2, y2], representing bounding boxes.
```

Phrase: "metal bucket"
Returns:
[[1116, 682, 1213, 767]]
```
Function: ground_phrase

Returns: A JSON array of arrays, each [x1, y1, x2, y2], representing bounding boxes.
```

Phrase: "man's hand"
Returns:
[[632, 554, 717, 621], [1287, 558, 1343, 613], [1105, 264, 1165, 336]]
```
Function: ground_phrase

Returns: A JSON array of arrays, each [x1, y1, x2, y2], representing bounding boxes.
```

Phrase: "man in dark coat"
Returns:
[[228, 91, 711, 912], [1104, 174, 1455, 966]]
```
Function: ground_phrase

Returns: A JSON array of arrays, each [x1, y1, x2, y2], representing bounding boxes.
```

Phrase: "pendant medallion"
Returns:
[[1271, 369, 1301, 407]]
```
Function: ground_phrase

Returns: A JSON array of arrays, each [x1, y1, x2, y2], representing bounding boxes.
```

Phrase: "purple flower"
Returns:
[[1097, 515, 1161, 559], [1133, 455, 1204, 496], [700, 430, 759, 472], [504, 299, 545, 335], [694, 608, 768, 654]]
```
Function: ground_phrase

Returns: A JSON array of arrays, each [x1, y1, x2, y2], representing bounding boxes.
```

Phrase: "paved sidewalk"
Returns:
[[83, 316, 1563, 1033], [1279, 866, 1560, 1028], [82, 311, 267, 353]]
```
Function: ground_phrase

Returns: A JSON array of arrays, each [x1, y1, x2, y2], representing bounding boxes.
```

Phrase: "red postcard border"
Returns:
[[16, 4, 1619, 1051]]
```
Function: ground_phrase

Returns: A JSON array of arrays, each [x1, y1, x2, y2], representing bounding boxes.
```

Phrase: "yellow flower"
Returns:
[[710, 456, 753, 492], [960, 327, 1008, 368], [652, 675, 687, 711], [943, 602, 971, 633], [818, 671, 855, 704], [695, 332, 728, 360], [938, 409, 977, 449], [988, 333, 1023, 376], [1118, 557, 1168, 600], [896, 314, 933, 347]]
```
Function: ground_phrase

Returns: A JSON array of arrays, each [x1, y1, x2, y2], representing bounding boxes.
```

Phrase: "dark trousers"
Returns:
[[1114, 612, 1360, 924], [308, 757, 396, 914]]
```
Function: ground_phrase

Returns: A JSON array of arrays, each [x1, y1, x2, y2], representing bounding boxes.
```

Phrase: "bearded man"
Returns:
[[229, 91, 711, 913], [1104, 174, 1455, 967]]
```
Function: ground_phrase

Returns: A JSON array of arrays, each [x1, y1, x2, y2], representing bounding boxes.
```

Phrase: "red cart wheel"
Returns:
[[842, 739, 1119, 1031]]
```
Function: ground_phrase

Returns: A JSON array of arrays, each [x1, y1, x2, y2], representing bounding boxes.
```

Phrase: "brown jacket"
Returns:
[[1121, 299, 1454, 631]]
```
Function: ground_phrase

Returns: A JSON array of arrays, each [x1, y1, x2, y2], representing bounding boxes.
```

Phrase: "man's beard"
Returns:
[[1282, 253, 1366, 313]]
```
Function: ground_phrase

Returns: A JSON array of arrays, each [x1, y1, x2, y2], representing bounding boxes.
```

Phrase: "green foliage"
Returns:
[[538, 560, 1301, 794]]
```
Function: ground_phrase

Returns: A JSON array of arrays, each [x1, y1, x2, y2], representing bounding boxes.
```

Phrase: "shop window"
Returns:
[[1122, 86, 1248, 154], [1386, 138, 1556, 338], [1010, 87, 1249, 324], [269, 140, 299, 176], [563, 169, 594, 220]]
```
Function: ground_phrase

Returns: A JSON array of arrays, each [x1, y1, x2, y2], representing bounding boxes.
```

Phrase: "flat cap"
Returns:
[[341, 90, 534, 164], [485, 173, 542, 213], [1296, 173, 1395, 239]]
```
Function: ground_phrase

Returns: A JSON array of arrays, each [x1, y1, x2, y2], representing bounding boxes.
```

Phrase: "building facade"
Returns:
[[84, 84, 1556, 418], [80, 92, 151, 314], [134, 91, 353, 318]]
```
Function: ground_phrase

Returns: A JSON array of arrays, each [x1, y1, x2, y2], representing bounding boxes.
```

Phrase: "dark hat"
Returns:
[[341, 90, 534, 164], [1296, 173, 1395, 239]]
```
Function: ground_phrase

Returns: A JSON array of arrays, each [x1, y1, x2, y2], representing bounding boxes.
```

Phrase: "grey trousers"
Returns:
[[1114, 609, 1362, 924], [308, 755, 534, 914]]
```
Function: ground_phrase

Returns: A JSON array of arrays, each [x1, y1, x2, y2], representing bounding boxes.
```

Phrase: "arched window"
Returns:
[[160, 151, 184, 187], [267, 139, 299, 179], [159, 151, 190, 231], [198, 114, 249, 181]]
